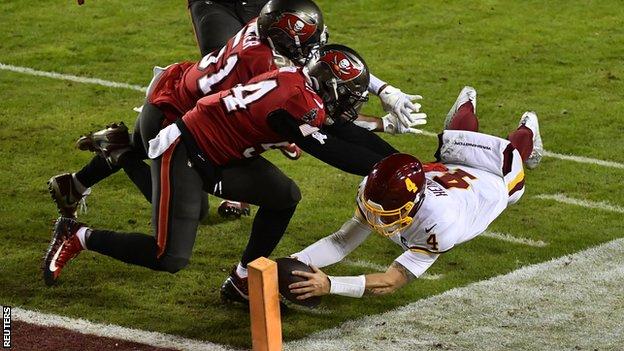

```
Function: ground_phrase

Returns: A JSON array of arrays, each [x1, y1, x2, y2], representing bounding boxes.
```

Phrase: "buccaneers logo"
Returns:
[[272, 13, 317, 43], [319, 50, 363, 82]]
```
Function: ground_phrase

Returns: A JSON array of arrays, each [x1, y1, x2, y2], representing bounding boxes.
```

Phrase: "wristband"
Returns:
[[328, 275, 366, 298]]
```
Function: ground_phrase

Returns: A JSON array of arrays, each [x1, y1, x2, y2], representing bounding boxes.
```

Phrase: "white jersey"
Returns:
[[357, 130, 526, 277]]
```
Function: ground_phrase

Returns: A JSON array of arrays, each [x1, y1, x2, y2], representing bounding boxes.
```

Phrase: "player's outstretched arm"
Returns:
[[289, 261, 414, 300], [293, 214, 372, 268], [267, 111, 385, 176]]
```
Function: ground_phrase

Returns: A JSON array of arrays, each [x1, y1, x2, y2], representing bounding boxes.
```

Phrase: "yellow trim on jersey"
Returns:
[[507, 168, 525, 192], [409, 248, 431, 255]]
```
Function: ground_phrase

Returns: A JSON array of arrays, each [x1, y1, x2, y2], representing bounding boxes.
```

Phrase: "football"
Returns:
[[275, 257, 322, 308]]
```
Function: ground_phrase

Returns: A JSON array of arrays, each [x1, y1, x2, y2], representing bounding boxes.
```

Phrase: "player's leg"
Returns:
[[234, 0, 269, 24], [217, 156, 301, 303], [444, 86, 479, 132], [187, 0, 243, 56], [89, 141, 204, 272], [508, 111, 543, 169], [48, 123, 132, 217], [43, 140, 206, 285]]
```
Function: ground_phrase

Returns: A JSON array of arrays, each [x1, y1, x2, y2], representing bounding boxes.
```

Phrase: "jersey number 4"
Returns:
[[433, 169, 477, 190], [222, 80, 278, 112]]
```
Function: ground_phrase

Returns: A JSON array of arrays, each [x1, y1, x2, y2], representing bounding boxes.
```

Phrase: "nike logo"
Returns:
[[48, 243, 64, 272], [312, 98, 324, 109], [425, 224, 437, 233], [283, 150, 298, 158]]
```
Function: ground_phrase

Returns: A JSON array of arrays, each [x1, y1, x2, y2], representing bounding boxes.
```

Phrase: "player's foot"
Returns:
[[220, 266, 249, 304], [280, 143, 302, 160], [518, 111, 543, 169], [444, 86, 477, 130], [76, 122, 131, 167], [42, 217, 86, 286], [48, 173, 89, 218], [218, 200, 251, 218]]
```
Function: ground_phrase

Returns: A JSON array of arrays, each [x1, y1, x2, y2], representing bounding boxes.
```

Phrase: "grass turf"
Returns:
[[1, 0, 623, 348]]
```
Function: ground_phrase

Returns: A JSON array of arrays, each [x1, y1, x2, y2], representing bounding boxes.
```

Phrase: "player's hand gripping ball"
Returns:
[[276, 257, 322, 308]]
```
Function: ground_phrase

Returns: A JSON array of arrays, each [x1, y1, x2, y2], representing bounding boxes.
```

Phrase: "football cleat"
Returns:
[[48, 173, 89, 218], [76, 122, 131, 167], [220, 266, 249, 305], [279, 143, 302, 160], [217, 200, 251, 218], [518, 111, 543, 169], [444, 86, 477, 130], [42, 217, 86, 286]]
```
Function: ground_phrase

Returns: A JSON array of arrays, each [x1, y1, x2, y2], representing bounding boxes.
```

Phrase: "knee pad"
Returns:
[[156, 255, 189, 274], [271, 179, 301, 210]]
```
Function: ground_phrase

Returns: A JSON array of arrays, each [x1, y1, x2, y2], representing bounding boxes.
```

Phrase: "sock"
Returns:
[[236, 262, 248, 278], [76, 227, 91, 250], [72, 173, 89, 195], [447, 102, 479, 132], [508, 126, 534, 162]]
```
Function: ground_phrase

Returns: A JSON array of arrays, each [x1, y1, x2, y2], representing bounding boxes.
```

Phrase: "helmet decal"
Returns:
[[319, 50, 364, 82], [272, 13, 318, 43]]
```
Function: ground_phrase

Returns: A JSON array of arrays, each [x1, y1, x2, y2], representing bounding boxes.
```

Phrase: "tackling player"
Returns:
[[52, 0, 426, 219], [42, 44, 417, 307], [287, 86, 544, 300]]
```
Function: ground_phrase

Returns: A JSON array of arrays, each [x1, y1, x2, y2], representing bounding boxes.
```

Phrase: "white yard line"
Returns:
[[343, 259, 443, 280], [482, 231, 548, 247], [543, 150, 624, 170], [285, 237, 624, 351], [536, 193, 624, 214], [2, 62, 624, 171], [0, 63, 146, 92], [9, 307, 238, 351]]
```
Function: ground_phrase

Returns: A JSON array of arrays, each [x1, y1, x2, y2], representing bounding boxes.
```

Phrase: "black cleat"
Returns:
[[76, 122, 131, 167], [220, 266, 249, 305]]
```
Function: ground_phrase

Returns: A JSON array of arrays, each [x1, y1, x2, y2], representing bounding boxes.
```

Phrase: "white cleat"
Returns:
[[444, 86, 477, 130], [518, 111, 543, 169]]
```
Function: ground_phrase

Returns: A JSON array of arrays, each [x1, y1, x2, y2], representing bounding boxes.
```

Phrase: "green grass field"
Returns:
[[1, 0, 623, 348]]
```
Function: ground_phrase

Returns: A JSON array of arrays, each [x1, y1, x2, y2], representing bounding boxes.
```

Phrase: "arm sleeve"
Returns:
[[368, 73, 387, 95], [267, 111, 385, 176], [394, 250, 439, 278], [293, 215, 372, 268], [324, 121, 398, 157]]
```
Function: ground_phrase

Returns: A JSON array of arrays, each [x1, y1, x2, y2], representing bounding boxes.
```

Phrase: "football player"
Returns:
[[52, 0, 426, 219], [42, 45, 415, 308], [287, 86, 544, 300]]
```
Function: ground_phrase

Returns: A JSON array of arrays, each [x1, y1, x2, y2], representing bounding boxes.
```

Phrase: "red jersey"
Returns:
[[182, 67, 326, 165], [149, 18, 278, 121]]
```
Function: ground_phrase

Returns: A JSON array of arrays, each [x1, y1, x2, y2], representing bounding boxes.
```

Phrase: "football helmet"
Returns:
[[305, 44, 370, 123], [258, 0, 327, 63], [360, 153, 426, 237]]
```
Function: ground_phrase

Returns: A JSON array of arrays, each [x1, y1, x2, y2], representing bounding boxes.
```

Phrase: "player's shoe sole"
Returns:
[[47, 173, 82, 218], [518, 111, 543, 169], [42, 217, 85, 286], [218, 201, 251, 218], [76, 122, 131, 166], [444, 86, 477, 130]]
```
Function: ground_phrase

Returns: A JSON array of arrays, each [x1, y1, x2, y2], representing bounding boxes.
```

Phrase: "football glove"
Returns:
[[381, 112, 427, 134], [378, 85, 423, 128]]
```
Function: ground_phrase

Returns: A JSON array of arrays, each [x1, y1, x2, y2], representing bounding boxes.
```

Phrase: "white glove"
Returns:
[[378, 85, 423, 128], [381, 113, 427, 134]]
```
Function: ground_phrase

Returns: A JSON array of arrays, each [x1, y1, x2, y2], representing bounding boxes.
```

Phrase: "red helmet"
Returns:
[[360, 153, 426, 236]]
